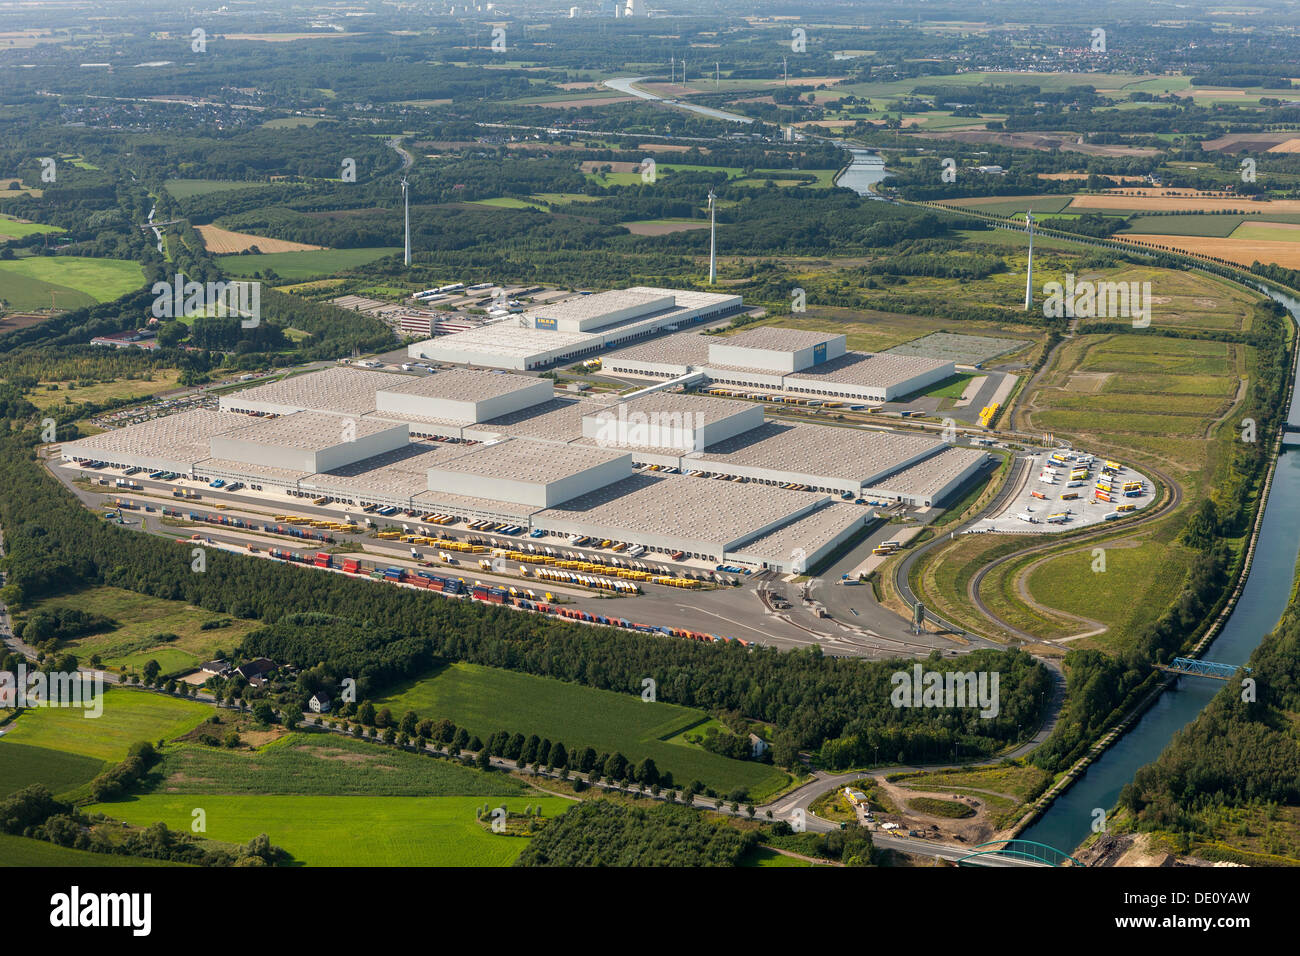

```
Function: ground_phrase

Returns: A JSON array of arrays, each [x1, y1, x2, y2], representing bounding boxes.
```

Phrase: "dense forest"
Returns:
[[513, 799, 761, 867]]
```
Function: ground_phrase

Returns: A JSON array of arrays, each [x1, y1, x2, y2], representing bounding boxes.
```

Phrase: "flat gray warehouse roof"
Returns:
[[534, 472, 823, 546], [430, 437, 627, 484], [611, 391, 758, 426], [416, 324, 594, 360], [529, 288, 669, 323], [732, 502, 865, 563], [217, 411, 403, 452], [475, 397, 614, 442], [377, 368, 545, 402], [786, 351, 952, 388], [717, 327, 841, 351], [195, 458, 310, 482], [870, 446, 989, 499], [223, 366, 411, 416], [306, 442, 474, 498], [63, 409, 248, 465], [602, 330, 710, 367], [692, 422, 942, 482]]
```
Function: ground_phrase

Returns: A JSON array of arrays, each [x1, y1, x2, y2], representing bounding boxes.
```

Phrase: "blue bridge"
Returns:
[[957, 839, 1085, 867], [1157, 657, 1250, 680]]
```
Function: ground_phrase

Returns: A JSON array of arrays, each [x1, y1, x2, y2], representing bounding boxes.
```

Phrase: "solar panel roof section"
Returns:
[[377, 367, 546, 402], [218, 366, 410, 417], [60, 409, 248, 466], [717, 327, 842, 351], [527, 288, 675, 332], [691, 421, 943, 486], [533, 472, 828, 552], [213, 410, 401, 452]]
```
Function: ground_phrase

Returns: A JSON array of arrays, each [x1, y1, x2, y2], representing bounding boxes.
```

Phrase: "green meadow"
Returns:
[[376, 662, 790, 800], [217, 246, 401, 279], [90, 794, 571, 866], [3, 687, 210, 762]]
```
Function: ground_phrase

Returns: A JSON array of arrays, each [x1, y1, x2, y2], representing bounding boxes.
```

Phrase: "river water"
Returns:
[[834, 147, 890, 197], [1020, 286, 1300, 856]]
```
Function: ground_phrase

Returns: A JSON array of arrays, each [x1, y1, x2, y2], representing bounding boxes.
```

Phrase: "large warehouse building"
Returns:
[[406, 287, 745, 371], [59, 361, 991, 570], [603, 325, 955, 402]]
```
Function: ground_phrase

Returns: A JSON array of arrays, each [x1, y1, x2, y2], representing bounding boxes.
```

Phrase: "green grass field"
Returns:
[[164, 179, 274, 199], [3, 688, 210, 762], [1022, 540, 1196, 652], [0, 741, 106, 798], [741, 846, 813, 867], [0, 257, 144, 310], [941, 195, 1073, 217], [0, 213, 63, 239], [1122, 214, 1244, 237], [216, 246, 401, 279], [0, 832, 185, 867], [376, 663, 789, 799], [152, 732, 531, 797], [469, 197, 548, 210], [90, 794, 571, 866], [919, 373, 976, 400], [20, 586, 260, 676], [1229, 222, 1300, 243]]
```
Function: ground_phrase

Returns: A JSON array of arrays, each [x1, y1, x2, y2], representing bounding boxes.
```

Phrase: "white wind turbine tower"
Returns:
[[707, 188, 717, 285], [401, 175, 411, 267], [1023, 211, 1035, 311]]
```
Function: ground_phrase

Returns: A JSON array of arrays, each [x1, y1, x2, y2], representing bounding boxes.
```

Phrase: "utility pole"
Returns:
[[1023, 211, 1035, 311]]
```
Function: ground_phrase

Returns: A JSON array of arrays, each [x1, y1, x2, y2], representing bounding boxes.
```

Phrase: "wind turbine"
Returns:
[[1023, 211, 1035, 311], [707, 188, 717, 285], [401, 176, 411, 267]]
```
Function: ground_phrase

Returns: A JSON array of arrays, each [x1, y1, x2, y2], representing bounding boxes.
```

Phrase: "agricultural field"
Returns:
[[89, 794, 571, 866], [217, 246, 402, 279], [0, 256, 145, 310], [0, 833, 184, 867], [935, 195, 1074, 216], [468, 196, 548, 210], [1022, 334, 1244, 454], [164, 179, 276, 199], [1119, 214, 1245, 237], [0, 213, 63, 240], [1120, 232, 1300, 269], [196, 224, 320, 254], [17, 586, 260, 676], [2, 688, 210, 762], [0, 740, 105, 798], [376, 662, 790, 799], [151, 732, 531, 797], [1062, 265, 1260, 334]]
